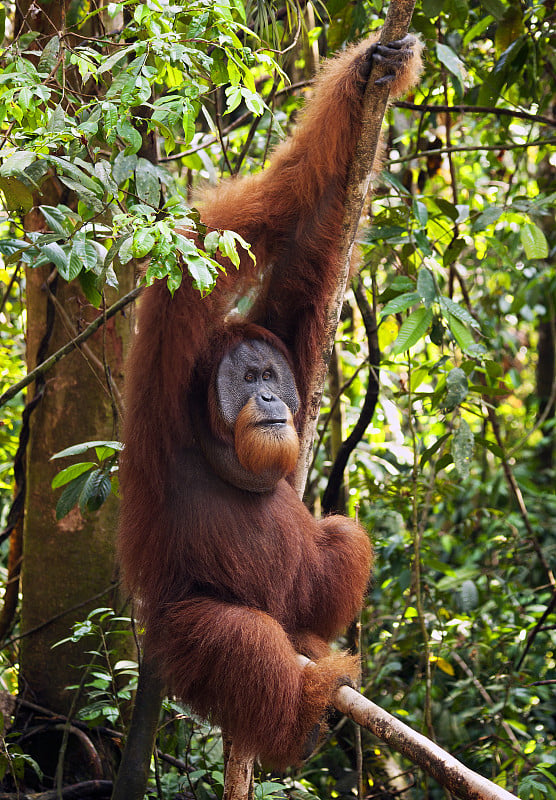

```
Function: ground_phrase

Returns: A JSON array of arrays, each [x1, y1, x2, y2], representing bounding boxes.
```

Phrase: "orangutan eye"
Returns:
[[262, 370, 272, 381], [244, 371, 255, 382]]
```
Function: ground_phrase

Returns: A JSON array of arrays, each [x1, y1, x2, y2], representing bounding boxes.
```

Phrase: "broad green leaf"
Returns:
[[116, 119, 142, 154], [135, 159, 161, 207], [52, 461, 96, 489], [35, 242, 69, 275], [417, 268, 436, 306], [56, 471, 91, 519], [0, 176, 33, 212], [70, 236, 98, 277], [40, 205, 76, 235], [420, 433, 450, 468], [51, 440, 123, 459], [520, 222, 549, 259], [0, 151, 36, 175], [447, 313, 475, 352], [186, 252, 218, 294], [112, 152, 137, 186], [391, 307, 433, 355], [79, 271, 102, 307], [242, 88, 264, 116], [167, 261, 183, 295], [445, 367, 469, 409], [97, 43, 138, 75], [47, 104, 67, 132], [66, 0, 91, 30], [436, 43, 465, 80], [132, 229, 156, 258], [204, 230, 220, 255], [441, 297, 480, 329], [443, 237, 466, 266], [471, 206, 503, 231], [412, 199, 428, 226], [224, 85, 242, 114], [79, 470, 112, 512], [452, 418, 474, 478], [380, 291, 420, 319], [48, 155, 104, 197]]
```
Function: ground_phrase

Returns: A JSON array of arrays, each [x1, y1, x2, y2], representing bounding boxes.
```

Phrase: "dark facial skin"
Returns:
[[216, 340, 299, 430]]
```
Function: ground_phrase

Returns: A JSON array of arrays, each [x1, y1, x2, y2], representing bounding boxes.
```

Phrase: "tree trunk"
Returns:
[[20, 260, 134, 715]]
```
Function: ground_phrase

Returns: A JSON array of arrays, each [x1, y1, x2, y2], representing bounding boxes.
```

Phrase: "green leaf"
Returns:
[[56, 471, 91, 519], [436, 43, 465, 80], [38, 35, 60, 73], [132, 229, 156, 258], [420, 433, 450, 468], [66, 0, 91, 30], [48, 155, 104, 198], [79, 469, 112, 512], [112, 152, 137, 186], [520, 222, 549, 259], [0, 151, 37, 176], [35, 242, 69, 276], [97, 43, 138, 75], [380, 291, 420, 319], [116, 119, 142, 154], [51, 440, 123, 460], [135, 159, 161, 207], [471, 206, 503, 231], [186, 252, 218, 294], [0, 176, 33, 212], [412, 199, 428, 226], [452, 418, 474, 479], [40, 205, 76, 235], [443, 237, 466, 266], [417, 268, 436, 306], [391, 307, 433, 355], [444, 367, 469, 409], [447, 313, 475, 352], [52, 462, 96, 489], [204, 230, 220, 255], [440, 297, 480, 329]]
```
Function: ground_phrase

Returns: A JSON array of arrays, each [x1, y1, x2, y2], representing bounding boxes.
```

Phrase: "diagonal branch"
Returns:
[[0, 286, 141, 409], [298, 655, 520, 800]]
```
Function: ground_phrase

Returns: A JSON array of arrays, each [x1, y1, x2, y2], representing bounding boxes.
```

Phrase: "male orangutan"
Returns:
[[119, 31, 422, 769]]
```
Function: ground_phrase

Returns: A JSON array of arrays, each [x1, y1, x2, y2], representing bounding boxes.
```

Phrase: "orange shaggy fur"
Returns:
[[119, 33, 422, 769]]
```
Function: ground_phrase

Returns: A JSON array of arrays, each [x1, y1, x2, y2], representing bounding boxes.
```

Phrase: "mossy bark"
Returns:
[[19, 261, 134, 716]]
